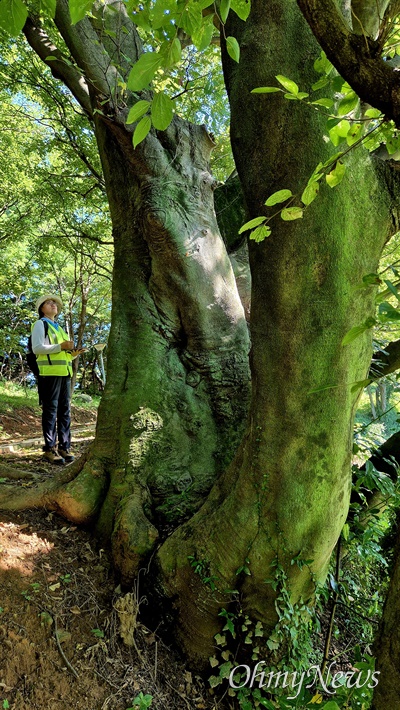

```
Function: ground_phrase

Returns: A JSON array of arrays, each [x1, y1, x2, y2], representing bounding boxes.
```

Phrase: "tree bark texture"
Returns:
[[89, 116, 250, 581], [155, 0, 400, 665]]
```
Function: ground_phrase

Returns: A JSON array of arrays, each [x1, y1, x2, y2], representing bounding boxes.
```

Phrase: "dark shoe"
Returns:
[[58, 448, 75, 463], [43, 449, 65, 465]]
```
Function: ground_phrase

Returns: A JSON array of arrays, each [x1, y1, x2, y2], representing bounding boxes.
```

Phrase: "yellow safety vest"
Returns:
[[35, 321, 73, 377]]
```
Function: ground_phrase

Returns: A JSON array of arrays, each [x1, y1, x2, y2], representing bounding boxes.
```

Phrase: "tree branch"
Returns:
[[23, 18, 92, 117], [371, 339, 400, 377], [54, 0, 122, 105], [296, 0, 400, 125]]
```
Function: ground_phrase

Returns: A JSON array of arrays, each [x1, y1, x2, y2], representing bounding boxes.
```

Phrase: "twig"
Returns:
[[336, 600, 380, 624], [321, 537, 341, 675], [53, 614, 80, 679]]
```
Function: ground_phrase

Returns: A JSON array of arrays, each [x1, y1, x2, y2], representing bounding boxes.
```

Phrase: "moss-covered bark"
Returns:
[[60, 115, 250, 583], [155, 0, 399, 665]]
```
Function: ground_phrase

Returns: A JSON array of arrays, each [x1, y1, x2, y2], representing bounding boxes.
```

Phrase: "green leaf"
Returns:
[[313, 50, 333, 75], [231, 0, 250, 20], [378, 301, 400, 322], [226, 36, 240, 63], [281, 207, 303, 221], [311, 98, 334, 108], [337, 91, 359, 116], [384, 279, 400, 302], [346, 123, 363, 146], [133, 115, 152, 148], [275, 74, 298, 95], [350, 379, 371, 393], [219, 661, 233, 678], [284, 91, 309, 100], [301, 180, 319, 206], [365, 108, 381, 118], [341, 320, 375, 345], [151, 0, 177, 29], [362, 272, 381, 286], [0, 0, 28, 35], [265, 189, 292, 206], [250, 225, 271, 242], [40, 0, 56, 17], [178, 1, 203, 34], [238, 216, 266, 234], [329, 119, 351, 146], [308, 383, 338, 394], [192, 18, 214, 51], [127, 53, 162, 91], [209, 675, 222, 688], [322, 702, 341, 710], [332, 76, 345, 92], [159, 37, 182, 67], [214, 633, 226, 645], [220, 0, 231, 23], [131, 7, 151, 31], [151, 92, 174, 131], [126, 100, 150, 124], [69, 0, 93, 24], [326, 161, 346, 188], [342, 523, 349, 541], [266, 639, 280, 650], [311, 76, 329, 91], [251, 86, 281, 94]]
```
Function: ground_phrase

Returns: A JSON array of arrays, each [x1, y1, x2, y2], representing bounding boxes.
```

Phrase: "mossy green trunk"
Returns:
[[61, 117, 250, 582], [155, 0, 398, 665]]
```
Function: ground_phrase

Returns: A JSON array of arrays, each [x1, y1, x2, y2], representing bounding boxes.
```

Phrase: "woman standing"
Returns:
[[32, 294, 82, 465]]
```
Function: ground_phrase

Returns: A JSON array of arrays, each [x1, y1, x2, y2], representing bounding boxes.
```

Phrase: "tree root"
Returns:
[[0, 463, 41, 480], [0, 450, 108, 524], [111, 488, 159, 584]]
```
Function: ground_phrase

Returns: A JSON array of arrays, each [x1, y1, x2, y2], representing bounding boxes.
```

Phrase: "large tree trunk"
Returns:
[[154, 0, 399, 666], [59, 115, 250, 582]]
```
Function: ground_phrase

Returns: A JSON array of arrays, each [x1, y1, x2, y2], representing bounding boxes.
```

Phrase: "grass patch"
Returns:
[[0, 380, 40, 415], [0, 380, 100, 415]]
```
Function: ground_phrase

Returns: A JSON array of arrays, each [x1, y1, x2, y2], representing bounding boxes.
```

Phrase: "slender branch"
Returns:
[[321, 538, 341, 676], [23, 18, 92, 117], [54, 0, 123, 105]]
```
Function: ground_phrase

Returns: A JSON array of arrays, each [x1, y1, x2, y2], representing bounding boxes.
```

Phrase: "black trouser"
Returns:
[[38, 375, 71, 451]]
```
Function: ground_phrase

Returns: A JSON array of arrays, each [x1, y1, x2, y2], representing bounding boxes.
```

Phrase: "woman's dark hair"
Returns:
[[38, 306, 45, 318]]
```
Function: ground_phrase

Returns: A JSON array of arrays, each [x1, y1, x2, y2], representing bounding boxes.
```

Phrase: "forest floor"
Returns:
[[0, 403, 221, 710], [0, 395, 377, 710]]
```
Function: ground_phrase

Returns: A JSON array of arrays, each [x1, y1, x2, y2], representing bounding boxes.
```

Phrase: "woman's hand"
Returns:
[[61, 340, 74, 351]]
